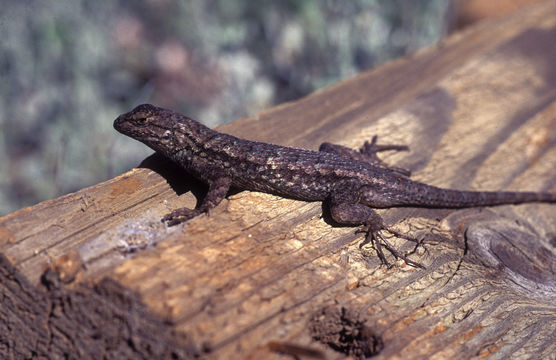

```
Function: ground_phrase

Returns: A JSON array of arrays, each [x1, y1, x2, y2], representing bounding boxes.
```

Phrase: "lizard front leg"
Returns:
[[319, 135, 411, 176], [163, 176, 232, 226], [328, 190, 423, 268]]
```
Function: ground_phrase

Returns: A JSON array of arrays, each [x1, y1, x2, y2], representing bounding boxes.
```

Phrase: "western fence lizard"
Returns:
[[114, 104, 556, 268]]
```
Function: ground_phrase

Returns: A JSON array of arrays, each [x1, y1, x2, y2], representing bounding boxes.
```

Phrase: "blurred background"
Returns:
[[0, 0, 543, 215]]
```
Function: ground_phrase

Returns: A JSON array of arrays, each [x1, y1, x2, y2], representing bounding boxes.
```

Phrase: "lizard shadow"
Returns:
[[138, 152, 242, 206]]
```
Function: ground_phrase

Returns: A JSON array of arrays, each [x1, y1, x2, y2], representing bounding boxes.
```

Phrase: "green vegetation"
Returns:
[[0, 0, 452, 215]]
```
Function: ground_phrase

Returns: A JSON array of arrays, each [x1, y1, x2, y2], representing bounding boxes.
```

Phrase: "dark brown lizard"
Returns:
[[114, 104, 556, 268]]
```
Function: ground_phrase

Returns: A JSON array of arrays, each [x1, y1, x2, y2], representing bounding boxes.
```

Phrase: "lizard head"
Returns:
[[115, 103, 213, 160], [114, 103, 181, 156]]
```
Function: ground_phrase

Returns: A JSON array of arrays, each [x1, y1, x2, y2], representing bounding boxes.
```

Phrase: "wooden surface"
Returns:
[[2, 1, 556, 359]]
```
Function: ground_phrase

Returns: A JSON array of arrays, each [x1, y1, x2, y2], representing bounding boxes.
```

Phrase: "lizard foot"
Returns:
[[360, 136, 411, 176], [361, 135, 409, 154], [358, 226, 424, 269], [162, 208, 202, 226]]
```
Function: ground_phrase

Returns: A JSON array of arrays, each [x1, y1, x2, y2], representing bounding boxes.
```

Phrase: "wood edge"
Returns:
[[0, 252, 198, 359]]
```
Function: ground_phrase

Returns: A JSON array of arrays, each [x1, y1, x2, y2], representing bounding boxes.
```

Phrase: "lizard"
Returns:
[[114, 104, 556, 268]]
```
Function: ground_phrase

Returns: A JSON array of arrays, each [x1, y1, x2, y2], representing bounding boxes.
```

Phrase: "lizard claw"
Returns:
[[359, 225, 425, 269], [162, 208, 200, 226], [358, 137, 412, 177], [361, 136, 409, 154]]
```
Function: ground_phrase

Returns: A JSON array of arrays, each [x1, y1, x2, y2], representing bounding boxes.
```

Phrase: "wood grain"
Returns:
[[1, 2, 556, 359]]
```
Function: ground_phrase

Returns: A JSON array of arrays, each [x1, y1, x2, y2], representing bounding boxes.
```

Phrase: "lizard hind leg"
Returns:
[[319, 136, 411, 176], [329, 193, 423, 268]]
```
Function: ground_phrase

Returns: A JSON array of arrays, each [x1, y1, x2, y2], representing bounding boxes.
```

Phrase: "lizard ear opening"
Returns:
[[161, 131, 173, 143]]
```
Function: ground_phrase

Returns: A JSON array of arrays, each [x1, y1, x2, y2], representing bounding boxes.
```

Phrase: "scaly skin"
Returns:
[[114, 104, 556, 268]]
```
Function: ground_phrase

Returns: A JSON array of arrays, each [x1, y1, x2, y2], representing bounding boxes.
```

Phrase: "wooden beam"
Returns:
[[2, 2, 556, 358]]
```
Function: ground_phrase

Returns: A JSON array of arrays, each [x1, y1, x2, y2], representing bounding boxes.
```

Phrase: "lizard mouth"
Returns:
[[113, 115, 124, 132], [114, 104, 159, 135], [113, 112, 136, 136]]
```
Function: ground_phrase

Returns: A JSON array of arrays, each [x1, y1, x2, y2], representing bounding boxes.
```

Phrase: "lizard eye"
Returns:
[[132, 112, 149, 125]]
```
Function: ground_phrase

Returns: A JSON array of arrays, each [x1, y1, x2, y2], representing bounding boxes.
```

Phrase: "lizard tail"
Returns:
[[401, 183, 556, 208], [363, 175, 556, 208]]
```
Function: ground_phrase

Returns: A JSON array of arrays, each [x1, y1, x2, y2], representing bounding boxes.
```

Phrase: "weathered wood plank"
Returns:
[[1, 2, 556, 359]]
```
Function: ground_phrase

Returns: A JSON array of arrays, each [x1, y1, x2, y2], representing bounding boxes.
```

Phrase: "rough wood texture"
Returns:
[[2, 2, 556, 359]]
